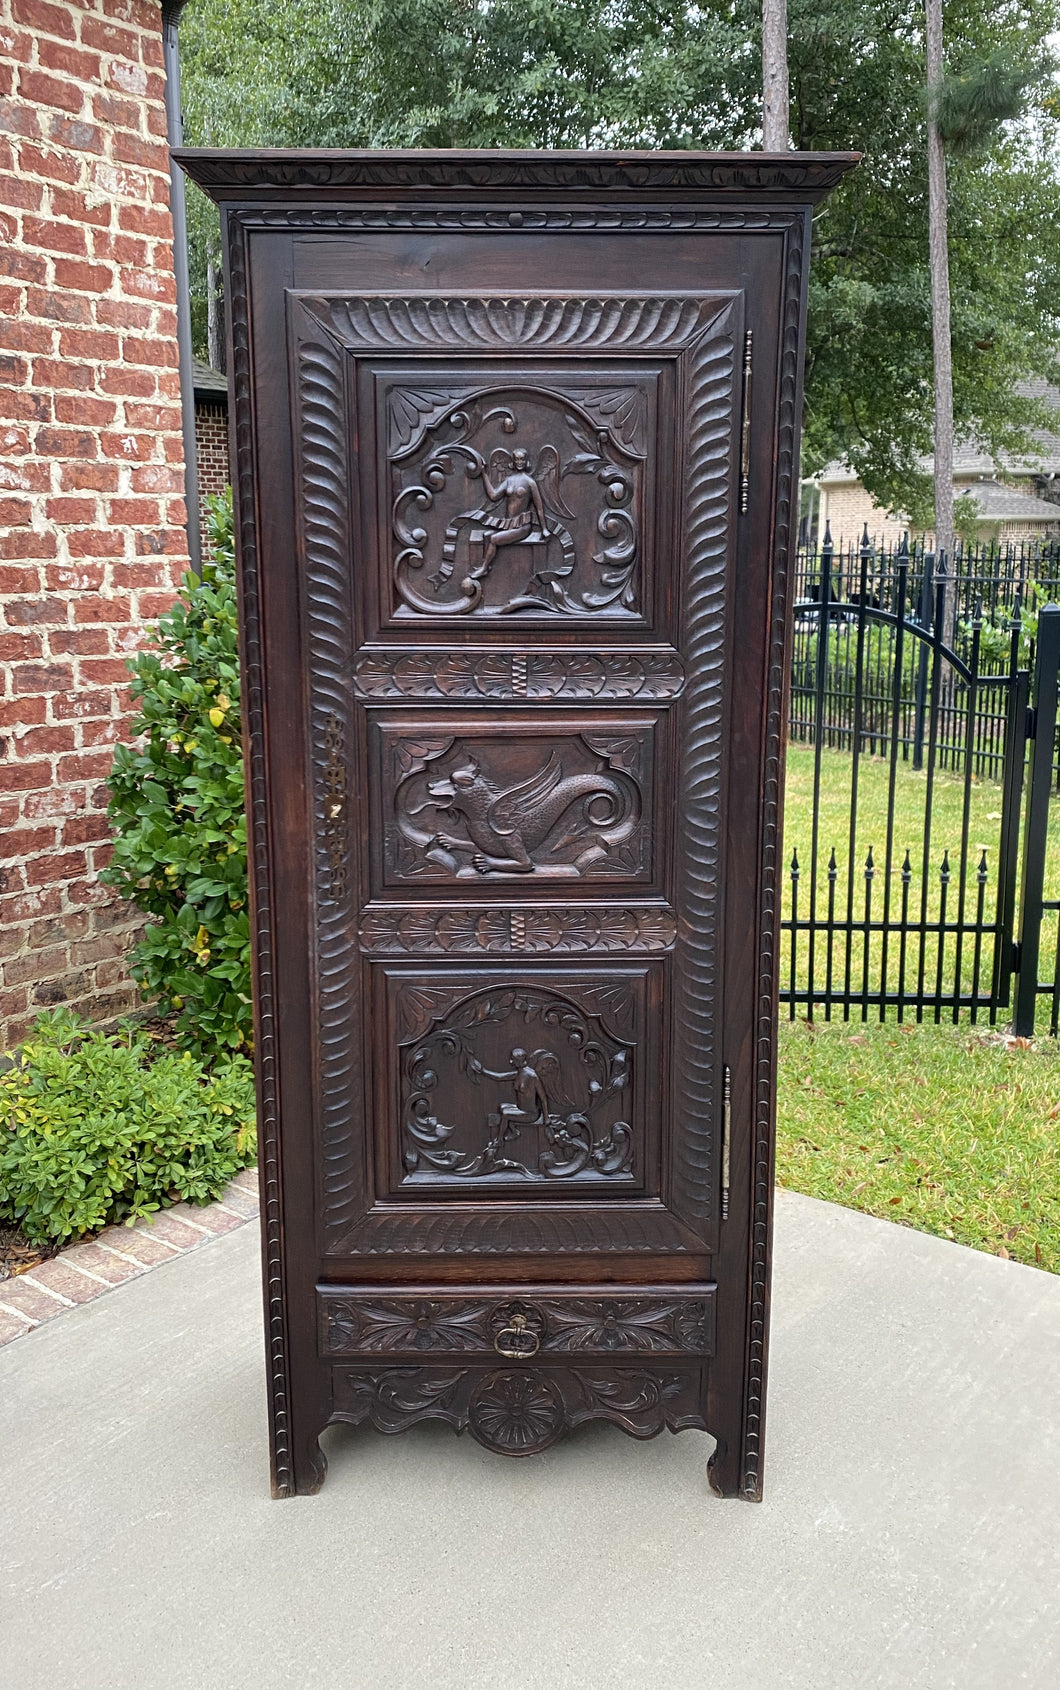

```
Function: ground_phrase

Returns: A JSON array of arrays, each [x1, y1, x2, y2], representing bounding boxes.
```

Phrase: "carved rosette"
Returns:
[[470, 1372, 565, 1454]]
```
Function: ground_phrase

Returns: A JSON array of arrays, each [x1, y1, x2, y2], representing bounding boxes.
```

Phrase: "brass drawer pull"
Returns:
[[494, 1313, 540, 1359]]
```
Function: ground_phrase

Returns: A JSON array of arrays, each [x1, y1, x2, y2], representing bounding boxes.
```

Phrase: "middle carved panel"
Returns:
[[370, 711, 660, 889]]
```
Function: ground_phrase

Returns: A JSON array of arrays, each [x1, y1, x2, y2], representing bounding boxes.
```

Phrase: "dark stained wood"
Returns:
[[178, 147, 858, 1500]]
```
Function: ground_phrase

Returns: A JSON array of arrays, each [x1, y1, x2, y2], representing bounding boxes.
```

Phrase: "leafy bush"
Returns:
[[104, 492, 251, 1053], [0, 1010, 256, 1246]]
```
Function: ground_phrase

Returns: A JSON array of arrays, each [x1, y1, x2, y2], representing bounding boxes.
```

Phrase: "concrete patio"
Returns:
[[1, 1189, 1058, 1690]]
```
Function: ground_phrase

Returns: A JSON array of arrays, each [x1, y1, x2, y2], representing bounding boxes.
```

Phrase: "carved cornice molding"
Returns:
[[177, 147, 859, 201]]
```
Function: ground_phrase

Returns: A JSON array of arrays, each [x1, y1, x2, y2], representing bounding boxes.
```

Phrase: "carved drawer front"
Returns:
[[318, 1284, 717, 1362]]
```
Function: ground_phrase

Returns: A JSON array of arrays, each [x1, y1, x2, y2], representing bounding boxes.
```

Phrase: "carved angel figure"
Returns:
[[435, 444, 576, 597]]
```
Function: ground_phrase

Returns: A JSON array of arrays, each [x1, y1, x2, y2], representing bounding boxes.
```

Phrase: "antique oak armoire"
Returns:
[[179, 148, 857, 1499]]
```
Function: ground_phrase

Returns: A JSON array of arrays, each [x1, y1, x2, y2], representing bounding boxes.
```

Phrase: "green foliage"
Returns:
[[180, 0, 1060, 519], [931, 50, 1046, 155], [103, 493, 250, 1054], [0, 1010, 256, 1246]]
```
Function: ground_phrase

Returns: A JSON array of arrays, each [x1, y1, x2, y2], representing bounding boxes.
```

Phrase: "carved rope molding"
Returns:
[[739, 222, 806, 1505], [358, 906, 677, 957], [301, 292, 728, 355], [228, 225, 296, 1498], [668, 308, 734, 1233], [296, 322, 362, 1246], [353, 648, 686, 702]]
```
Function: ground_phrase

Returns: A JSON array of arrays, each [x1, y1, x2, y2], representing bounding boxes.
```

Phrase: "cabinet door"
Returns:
[[290, 288, 742, 1264]]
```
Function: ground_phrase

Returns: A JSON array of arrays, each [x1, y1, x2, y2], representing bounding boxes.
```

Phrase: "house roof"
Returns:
[[963, 480, 1060, 523], [192, 358, 227, 402], [818, 377, 1060, 484]]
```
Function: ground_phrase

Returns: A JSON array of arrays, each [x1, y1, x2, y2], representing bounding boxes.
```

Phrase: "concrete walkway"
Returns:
[[1, 1191, 1058, 1690]]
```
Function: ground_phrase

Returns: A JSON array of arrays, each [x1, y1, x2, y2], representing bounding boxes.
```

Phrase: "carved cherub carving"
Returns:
[[434, 443, 577, 600]]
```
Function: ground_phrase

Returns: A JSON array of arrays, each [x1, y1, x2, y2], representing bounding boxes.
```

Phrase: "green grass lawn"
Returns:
[[777, 1017, 1060, 1272], [778, 744, 1060, 1274], [784, 741, 1060, 906], [782, 742, 1060, 1007]]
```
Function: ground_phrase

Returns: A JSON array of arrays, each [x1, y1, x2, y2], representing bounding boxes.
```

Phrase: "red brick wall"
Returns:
[[195, 397, 228, 549], [0, 0, 187, 1052]]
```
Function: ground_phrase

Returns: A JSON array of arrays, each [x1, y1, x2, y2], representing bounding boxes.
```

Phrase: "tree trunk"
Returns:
[[762, 0, 789, 150], [926, 0, 955, 636], [207, 256, 221, 373]]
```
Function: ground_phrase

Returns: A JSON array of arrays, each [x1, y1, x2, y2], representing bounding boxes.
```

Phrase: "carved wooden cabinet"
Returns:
[[179, 148, 856, 1499]]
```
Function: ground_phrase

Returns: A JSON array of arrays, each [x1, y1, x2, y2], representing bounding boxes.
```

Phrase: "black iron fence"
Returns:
[[782, 535, 1060, 1033]]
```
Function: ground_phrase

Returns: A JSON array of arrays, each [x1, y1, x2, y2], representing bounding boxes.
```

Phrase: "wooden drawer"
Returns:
[[318, 1283, 716, 1361], [319, 1284, 716, 1456]]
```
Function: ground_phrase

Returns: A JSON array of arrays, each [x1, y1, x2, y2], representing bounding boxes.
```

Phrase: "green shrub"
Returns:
[[103, 492, 251, 1054], [0, 1009, 257, 1246]]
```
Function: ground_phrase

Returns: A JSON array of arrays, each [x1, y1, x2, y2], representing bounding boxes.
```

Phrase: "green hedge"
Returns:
[[0, 1010, 256, 1246], [103, 493, 251, 1054]]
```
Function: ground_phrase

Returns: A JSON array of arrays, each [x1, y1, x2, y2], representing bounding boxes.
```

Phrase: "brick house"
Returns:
[[810, 377, 1060, 547], [193, 354, 227, 539], [0, 0, 191, 1052]]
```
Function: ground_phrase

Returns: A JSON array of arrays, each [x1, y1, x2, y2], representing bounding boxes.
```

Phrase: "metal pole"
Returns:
[[913, 545, 934, 770], [1013, 604, 1060, 1034], [161, 0, 201, 572]]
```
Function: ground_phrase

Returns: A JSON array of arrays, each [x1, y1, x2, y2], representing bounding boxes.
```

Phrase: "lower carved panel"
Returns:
[[329, 1362, 708, 1456]]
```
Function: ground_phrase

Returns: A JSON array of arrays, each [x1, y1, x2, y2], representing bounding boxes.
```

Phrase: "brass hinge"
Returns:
[[740, 329, 753, 514], [721, 1064, 732, 1220]]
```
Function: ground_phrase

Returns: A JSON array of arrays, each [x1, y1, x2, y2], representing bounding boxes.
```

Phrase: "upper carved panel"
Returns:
[[386, 729, 649, 883], [390, 384, 642, 618]]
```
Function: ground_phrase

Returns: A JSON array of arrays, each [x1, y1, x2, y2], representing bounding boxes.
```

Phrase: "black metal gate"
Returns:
[[782, 539, 1060, 1032]]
